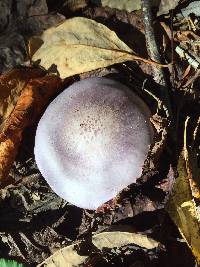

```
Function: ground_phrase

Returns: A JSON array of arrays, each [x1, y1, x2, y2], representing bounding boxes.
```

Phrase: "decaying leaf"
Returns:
[[184, 117, 200, 200], [30, 17, 169, 79], [167, 117, 200, 264], [63, 0, 88, 12], [37, 231, 160, 267], [189, 117, 200, 199], [0, 130, 22, 186], [176, 1, 200, 18], [157, 0, 181, 16], [101, 0, 141, 12], [0, 73, 62, 185], [38, 242, 87, 267], [0, 68, 44, 130], [92, 231, 159, 250], [95, 0, 160, 12]]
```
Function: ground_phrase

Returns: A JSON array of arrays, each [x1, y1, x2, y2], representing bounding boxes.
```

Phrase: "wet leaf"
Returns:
[[37, 231, 160, 267], [0, 72, 62, 185], [167, 117, 200, 264], [30, 17, 168, 79]]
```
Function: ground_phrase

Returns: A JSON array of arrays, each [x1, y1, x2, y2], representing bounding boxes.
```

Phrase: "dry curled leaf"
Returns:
[[0, 68, 44, 130], [167, 117, 200, 264], [92, 231, 159, 250], [184, 117, 200, 200], [37, 231, 160, 267], [0, 73, 62, 185], [30, 17, 169, 79]]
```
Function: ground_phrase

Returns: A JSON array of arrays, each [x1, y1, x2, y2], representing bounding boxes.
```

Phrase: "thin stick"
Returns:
[[141, 0, 172, 120]]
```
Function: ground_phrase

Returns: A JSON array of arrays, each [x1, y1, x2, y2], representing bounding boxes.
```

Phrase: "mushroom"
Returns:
[[34, 78, 153, 210]]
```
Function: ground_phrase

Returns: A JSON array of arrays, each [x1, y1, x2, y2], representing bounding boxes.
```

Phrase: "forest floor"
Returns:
[[0, 0, 199, 266]]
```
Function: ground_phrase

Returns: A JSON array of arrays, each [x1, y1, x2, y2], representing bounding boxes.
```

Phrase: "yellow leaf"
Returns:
[[30, 17, 167, 79], [37, 243, 87, 267], [167, 117, 200, 264], [102, 0, 141, 12], [184, 117, 200, 200], [92, 231, 159, 250], [37, 231, 160, 267]]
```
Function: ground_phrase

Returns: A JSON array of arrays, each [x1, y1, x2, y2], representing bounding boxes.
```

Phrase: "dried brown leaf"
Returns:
[[0, 74, 62, 185], [0, 132, 22, 185], [0, 68, 45, 130]]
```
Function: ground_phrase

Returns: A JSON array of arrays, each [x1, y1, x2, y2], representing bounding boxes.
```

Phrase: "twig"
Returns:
[[141, 0, 172, 120], [161, 22, 200, 70], [176, 46, 200, 69], [170, 10, 175, 90]]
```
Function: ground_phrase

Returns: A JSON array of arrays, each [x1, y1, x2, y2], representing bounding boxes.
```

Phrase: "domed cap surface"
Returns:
[[34, 78, 153, 209]]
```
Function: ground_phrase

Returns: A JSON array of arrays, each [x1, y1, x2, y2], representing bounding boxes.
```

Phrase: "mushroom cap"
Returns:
[[34, 78, 153, 210]]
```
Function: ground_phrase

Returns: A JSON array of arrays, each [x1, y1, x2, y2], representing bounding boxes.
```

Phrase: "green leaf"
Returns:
[[0, 259, 26, 267]]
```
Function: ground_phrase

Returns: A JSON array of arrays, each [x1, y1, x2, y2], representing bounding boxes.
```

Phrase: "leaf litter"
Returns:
[[0, 70, 62, 185], [30, 17, 170, 79], [167, 117, 200, 264], [0, 0, 200, 266], [38, 231, 161, 267]]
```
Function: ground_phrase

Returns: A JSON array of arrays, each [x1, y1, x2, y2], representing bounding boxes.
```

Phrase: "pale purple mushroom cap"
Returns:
[[34, 78, 153, 210]]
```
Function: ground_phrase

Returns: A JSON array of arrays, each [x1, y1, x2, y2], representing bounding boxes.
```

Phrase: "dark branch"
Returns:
[[141, 0, 172, 120]]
